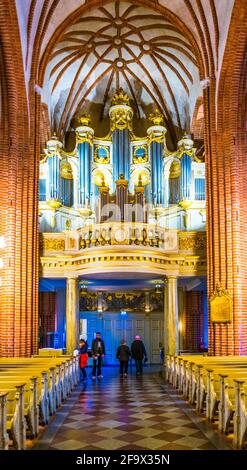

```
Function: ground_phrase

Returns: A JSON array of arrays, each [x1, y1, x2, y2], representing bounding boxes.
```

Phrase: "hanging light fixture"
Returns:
[[79, 281, 88, 296]]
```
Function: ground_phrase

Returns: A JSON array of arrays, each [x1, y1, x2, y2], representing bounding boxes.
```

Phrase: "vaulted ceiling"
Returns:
[[44, 2, 200, 138], [16, 0, 235, 143]]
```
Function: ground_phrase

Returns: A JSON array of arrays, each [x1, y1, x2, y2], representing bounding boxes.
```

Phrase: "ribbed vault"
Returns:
[[44, 1, 200, 138], [15, 0, 235, 142]]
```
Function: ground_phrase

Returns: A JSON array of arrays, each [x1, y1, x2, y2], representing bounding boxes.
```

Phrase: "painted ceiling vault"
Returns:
[[45, 1, 200, 137], [16, 0, 235, 141]]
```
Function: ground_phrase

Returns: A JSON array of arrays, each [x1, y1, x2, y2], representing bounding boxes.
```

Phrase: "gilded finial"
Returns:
[[138, 174, 143, 187], [111, 88, 130, 106], [149, 109, 164, 126], [65, 219, 71, 231], [78, 113, 91, 126]]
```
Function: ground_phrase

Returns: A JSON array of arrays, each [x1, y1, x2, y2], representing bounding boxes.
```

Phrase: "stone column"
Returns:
[[164, 276, 179, 356], [66, 277, 79, 354]]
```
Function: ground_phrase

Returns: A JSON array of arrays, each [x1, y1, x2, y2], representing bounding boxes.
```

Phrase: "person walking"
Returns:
[[159, 342, 165, 365], [91, 332, 105, 379], [116, 339, 131, 377], [79, 338, 88, 381], [131, 335, 147, 376]]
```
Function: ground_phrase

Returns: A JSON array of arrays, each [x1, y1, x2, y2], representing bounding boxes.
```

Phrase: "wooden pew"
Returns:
[[0, 383, 26, 450], [166, 354, 247, 449], [0, 392, 9, 450], [218, 373, 247, 435], [0, 368, 52, 425], [0, 355, 79, 450], [233, 380, 247, 449], [0, 375, 39, 438]]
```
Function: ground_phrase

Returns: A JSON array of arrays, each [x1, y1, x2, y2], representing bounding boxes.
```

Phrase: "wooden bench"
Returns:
[[0, 375, 39, 438], [0, 355, 79, 450], [0, 383, 26, 450], [0, 392, 9, 450], [233, 380, 247, 449], [166, 354, 247, 449]]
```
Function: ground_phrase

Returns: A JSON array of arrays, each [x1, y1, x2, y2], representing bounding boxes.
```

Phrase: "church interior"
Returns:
[[0, 0, 247, 452]]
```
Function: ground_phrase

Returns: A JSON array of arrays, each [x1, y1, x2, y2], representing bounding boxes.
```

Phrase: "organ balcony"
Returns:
[[39, 90, 206, 278]]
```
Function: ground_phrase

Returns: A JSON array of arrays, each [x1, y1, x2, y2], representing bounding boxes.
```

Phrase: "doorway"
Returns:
[[80, 311, 163, 365]]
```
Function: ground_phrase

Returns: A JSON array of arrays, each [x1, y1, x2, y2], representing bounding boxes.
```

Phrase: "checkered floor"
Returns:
[[35, 367, 232, 451]]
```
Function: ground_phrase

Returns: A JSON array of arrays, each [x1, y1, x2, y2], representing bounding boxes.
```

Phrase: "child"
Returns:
[[116, 339, 131, 377], [79, 338, 88, 381]]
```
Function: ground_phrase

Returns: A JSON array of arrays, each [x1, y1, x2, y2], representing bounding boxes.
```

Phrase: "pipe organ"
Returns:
[[39, 89, 206, 233]]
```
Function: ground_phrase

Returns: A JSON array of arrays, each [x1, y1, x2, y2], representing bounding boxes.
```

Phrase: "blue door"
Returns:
[[80, 311, 163, 365]]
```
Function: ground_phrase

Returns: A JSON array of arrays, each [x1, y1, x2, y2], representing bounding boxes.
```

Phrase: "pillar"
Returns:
[[66, 277, 79, 354], [164, 276, 178, 356]]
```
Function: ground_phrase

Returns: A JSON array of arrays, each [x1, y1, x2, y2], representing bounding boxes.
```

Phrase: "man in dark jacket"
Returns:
[[91, 332, 106, 379], [131, 335, 147, 375], [116, 339, 131, 377]]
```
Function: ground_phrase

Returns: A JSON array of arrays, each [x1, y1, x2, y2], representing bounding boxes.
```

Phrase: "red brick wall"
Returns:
[[191, 96, 204, 141], [40, 103, 51, 151], [206, 0, 247, 355], [0, 0, 39, 356]]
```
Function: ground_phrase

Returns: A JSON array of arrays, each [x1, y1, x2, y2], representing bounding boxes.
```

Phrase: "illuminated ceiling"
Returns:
[[16, 0, 235, 142], [44, 1, 200, 138]]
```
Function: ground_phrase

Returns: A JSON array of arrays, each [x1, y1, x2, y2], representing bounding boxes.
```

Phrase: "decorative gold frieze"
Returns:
[[40, 237, 65, 252], [179, 233, 206, 251]]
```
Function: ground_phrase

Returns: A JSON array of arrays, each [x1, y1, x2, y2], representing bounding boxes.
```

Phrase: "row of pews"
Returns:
[[0, 355, 79, 450], [166, 354, 247, 449]]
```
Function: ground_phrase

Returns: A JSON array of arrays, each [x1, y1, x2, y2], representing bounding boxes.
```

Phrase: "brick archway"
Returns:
[[1, 0, 247, 358]]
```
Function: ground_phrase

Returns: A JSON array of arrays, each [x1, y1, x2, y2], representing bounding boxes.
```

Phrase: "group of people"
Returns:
[[78, 332, 148, 381]]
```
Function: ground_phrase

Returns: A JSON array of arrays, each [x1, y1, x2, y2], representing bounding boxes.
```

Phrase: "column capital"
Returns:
[[165, 275, 178, 281]]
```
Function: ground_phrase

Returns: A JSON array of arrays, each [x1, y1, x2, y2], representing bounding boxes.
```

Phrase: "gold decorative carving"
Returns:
[[111, 88, 130, 106], [109, 106, 133, 132], [147, 132, 165, 145], [94, 145, 110, 164], [76, 132, 94, 146], [40, 238, 65, 252], [179, 233, 206, 251], [78, 113, 91, 126], [109, 89, 133, 132], [133, 145, 148, 163], [61, 161, 73, 179], [149, 109, 164, 126], [209, 284, 232, 323]]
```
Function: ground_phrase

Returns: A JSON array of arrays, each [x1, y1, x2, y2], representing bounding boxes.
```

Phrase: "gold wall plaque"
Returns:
[[209, 284, 232, 323]]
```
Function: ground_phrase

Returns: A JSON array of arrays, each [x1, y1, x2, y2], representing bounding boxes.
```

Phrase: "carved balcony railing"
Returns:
[[78, 222, 177, 251], [39, 225, 206, 256]]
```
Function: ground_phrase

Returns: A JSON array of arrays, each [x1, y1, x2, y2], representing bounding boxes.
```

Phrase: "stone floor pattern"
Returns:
[[36, 368, 231, 451]]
